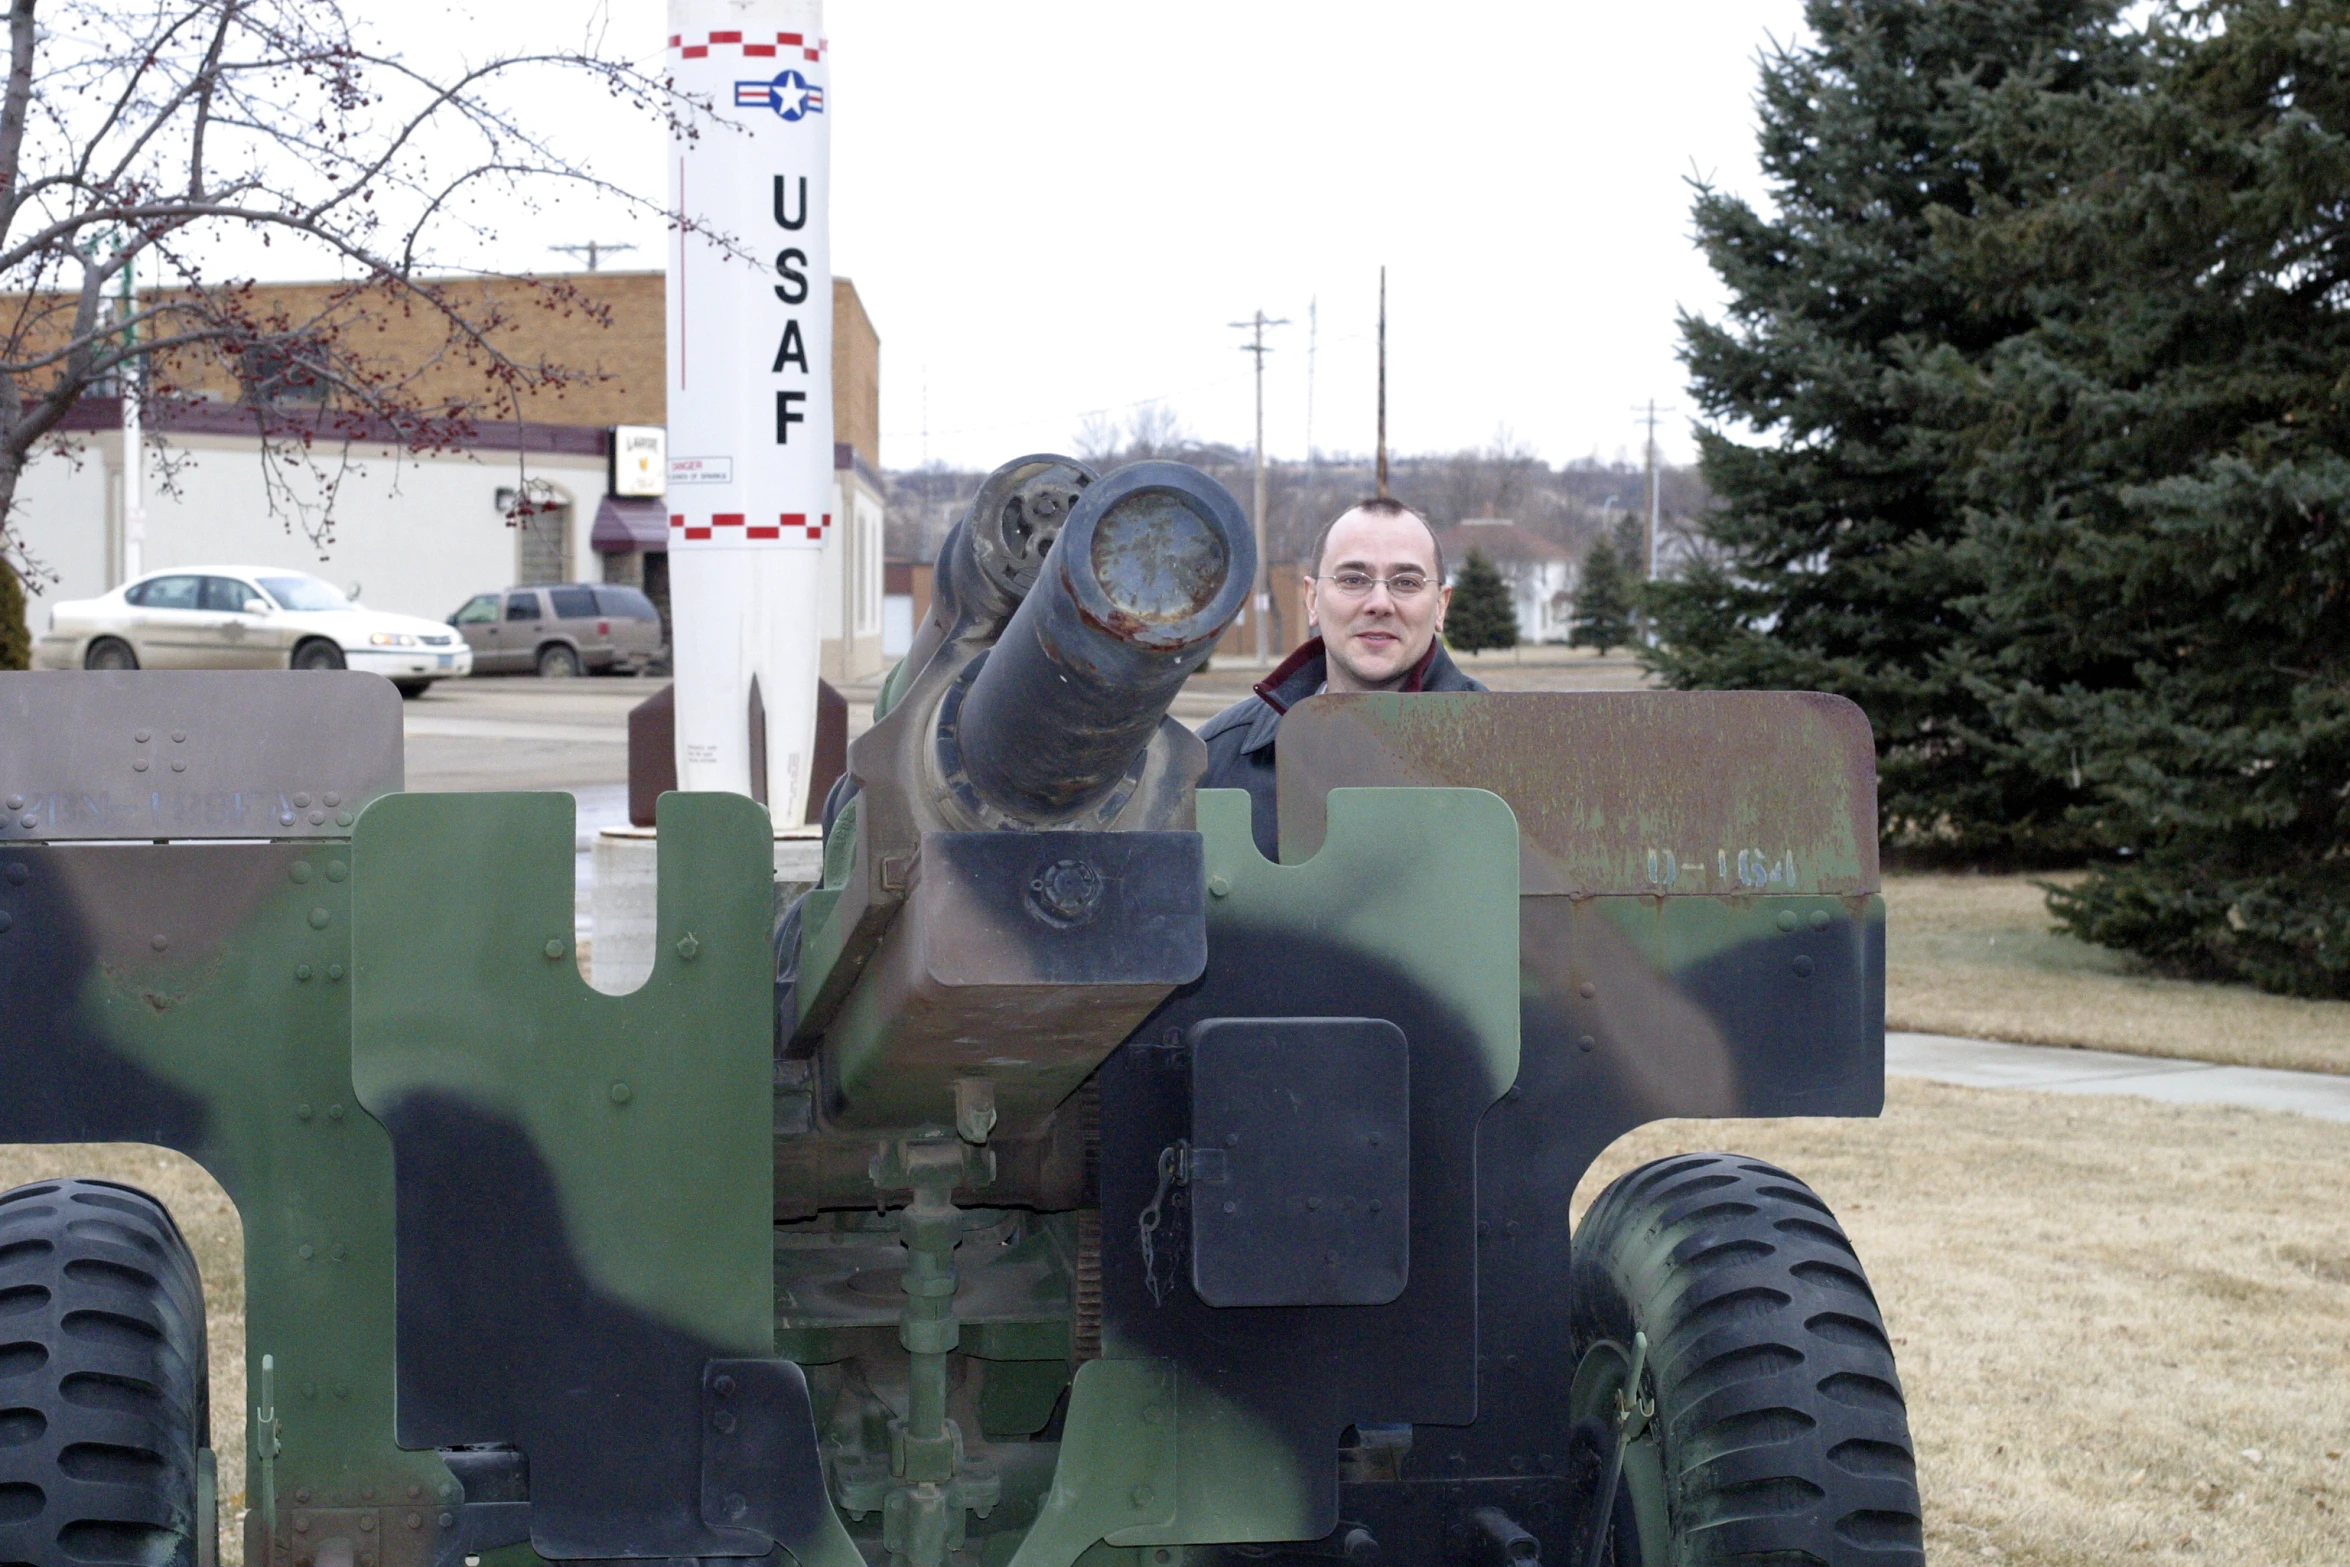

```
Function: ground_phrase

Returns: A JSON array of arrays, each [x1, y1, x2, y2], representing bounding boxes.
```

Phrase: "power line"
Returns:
[[1230, 309, 1290, 663]]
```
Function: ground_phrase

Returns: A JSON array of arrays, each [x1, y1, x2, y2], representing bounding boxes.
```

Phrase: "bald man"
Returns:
[[1198, 497, 1487, 859]]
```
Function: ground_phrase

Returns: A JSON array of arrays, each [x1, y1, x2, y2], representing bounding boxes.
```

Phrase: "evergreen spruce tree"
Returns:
[[1935, 0, 2350, 995], [1444, 549, 1518, 656], [1571, 536, 1637, 656], [1652, 0, 2140, 861], [0, 559, 26, 671]]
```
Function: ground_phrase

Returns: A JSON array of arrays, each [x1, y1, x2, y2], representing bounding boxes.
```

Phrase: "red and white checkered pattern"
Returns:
[[672, 31, 827, 62], [671, 512, 831, 543]]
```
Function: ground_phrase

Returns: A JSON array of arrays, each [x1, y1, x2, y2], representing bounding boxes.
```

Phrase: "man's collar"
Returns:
[[1250, 635, 1445, 716]]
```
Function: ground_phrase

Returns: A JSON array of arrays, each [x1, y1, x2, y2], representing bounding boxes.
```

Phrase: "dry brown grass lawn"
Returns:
[[1884, 873, 2350, 1076], [1580, 1078, 2350, 1565], [9, 1075, 2348, 1565]]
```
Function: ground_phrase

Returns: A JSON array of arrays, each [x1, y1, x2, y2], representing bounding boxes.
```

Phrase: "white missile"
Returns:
[[665, 0, 832, 822]]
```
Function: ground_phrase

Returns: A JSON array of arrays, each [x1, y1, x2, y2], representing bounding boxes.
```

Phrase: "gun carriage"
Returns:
[[0, 455, 1915, 1567]]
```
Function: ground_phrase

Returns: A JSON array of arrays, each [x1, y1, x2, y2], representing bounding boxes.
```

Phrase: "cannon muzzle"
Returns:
[[946, 461, 1254, 823]]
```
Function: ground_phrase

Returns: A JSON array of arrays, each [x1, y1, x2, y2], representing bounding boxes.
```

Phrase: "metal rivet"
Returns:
[[1370, 1199, 1383, 1213], [1793, 955, 1814, 978], [406, 1513, 422, 1530], [336, 811, 353, 827], [1222, 1200, 1236, 1214], [1776, 910, 1799, 932], [0, 912, 12, 934], [1224, 1132, 1239, 1148], [1131, 1485, 1154, 1508], [131, 734, 148, 746], [150, 934, 168, 952], [297, 1103, 313, 1119], [543, 939, 566, 959], [295, 964, 313, 982], [1505, 1220, 1520, 1237], [1307, 1196, 1322, 1210], [1367, 1132, 1381, 1146], [290, 862, 313, 884], [309, 907, 331, 929], [280, 812, 296, 827], [294, 792, 311, 808], [713, 1374, 735, 1397], [331, 1244, 347, 1261], [170, 759, 186, 773], [18, 815, 33, 829], [327, 963, 345, 981], [326, 861, 348, 883], [1207, 874, 1230, 898], [439, 1512, 454, 1529], [308, 810, 325, 825], [328, 1103, 345, 1120], [362, 1486, 375, 1501], [298, 1244, 315, 1260], [676, 933, 701, 960], [1577, 981, 1596, 999], [1578, 1034, 1595, 1052], [407, 1486, 421, 1500], [1810, 909, 1832, 931], [610, 1082, 633, 1105], [724, 1493, 747, 1520], [1, 795, 17, 810], [294, 1515, 310, 1532], [324, 792, 342, 808], [1141, 1404, 1164, 1424], [296, 1489, 311, 1504], [133, 758, 149, 773], [713, 1409, 736, 1434], [1325, 1249, 1340, 1265], [170, 731, 186, 744], [358, 1516, 375, 1531]]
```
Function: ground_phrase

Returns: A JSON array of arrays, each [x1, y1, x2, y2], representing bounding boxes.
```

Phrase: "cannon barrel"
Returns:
[[950, 460, 1254, 822]]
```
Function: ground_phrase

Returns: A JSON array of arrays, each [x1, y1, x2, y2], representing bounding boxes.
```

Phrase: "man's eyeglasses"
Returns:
[[1318, 570, 1433, 599]]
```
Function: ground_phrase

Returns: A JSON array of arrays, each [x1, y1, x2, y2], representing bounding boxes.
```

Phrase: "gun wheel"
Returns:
[[0, 1178, 213, 1567], [1569, 1153, 1923, 1566]]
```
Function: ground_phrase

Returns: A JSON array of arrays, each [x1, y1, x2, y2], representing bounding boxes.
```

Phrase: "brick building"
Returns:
[[10, 270, 888, 681]]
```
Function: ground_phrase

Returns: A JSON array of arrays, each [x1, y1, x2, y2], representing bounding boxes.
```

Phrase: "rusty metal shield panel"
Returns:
[[0, 671, 403, 841], [1275, 691, 1878, 895]]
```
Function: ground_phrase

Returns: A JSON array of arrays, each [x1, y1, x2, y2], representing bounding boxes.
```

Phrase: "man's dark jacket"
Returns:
[[1196, 636, 1486, 861]]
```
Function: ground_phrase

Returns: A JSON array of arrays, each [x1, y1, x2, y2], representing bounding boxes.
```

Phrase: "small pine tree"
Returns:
[[1571, 536, 1637, 655], [0, 558, 28, 671], [1444, 548, 1518, 656]]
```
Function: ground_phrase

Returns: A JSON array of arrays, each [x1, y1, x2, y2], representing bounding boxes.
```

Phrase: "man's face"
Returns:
[[1304, 507, 1451, 692]]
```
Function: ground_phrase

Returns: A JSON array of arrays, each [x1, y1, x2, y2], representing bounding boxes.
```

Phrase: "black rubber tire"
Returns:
[[290, 640, 345, 671], [81, 639, 138, 672], [1570, 1153, 1923, 1566], [0, 1178, 212, 1567], [535, 643, 580, 679], [393, 680, 434, 700]]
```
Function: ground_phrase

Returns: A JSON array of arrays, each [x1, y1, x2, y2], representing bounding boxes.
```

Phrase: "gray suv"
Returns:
[[449, 583, 665, 677]]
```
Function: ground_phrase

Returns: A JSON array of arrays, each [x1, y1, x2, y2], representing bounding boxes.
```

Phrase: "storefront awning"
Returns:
[[591, 494, 670, 552]]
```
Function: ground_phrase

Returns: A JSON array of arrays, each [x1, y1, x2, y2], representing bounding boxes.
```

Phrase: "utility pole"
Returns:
[[1631, 398, 1676, 580], [550, 240, 638, 271], [1230, 309, 1290, 663], [117, 247, 144, 584], [1375, 268, 1390, 498]]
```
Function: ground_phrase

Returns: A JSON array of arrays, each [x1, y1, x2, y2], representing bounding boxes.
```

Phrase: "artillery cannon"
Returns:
[[0, 454, 1921, 1567]]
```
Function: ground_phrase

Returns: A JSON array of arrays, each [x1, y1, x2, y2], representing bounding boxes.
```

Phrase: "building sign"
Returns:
[[612, 424, 667, 497]]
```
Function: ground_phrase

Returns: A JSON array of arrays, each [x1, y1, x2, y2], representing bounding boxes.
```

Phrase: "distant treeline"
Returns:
[[886, 437, 1711, 572]]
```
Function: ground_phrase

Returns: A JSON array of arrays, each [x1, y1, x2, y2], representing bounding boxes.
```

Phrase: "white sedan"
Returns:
[[32, 566, 473, 697]]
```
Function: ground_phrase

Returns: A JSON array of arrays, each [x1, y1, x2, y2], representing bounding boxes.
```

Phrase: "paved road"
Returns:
[[1888, 1031, 2350, 1122]]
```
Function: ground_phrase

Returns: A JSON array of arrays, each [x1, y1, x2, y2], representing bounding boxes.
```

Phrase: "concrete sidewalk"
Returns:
[[1888, 1031, 2350, 1123]]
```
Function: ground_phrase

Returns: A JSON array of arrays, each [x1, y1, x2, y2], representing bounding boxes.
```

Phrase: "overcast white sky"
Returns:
[[363, 1, 1812, 471]]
